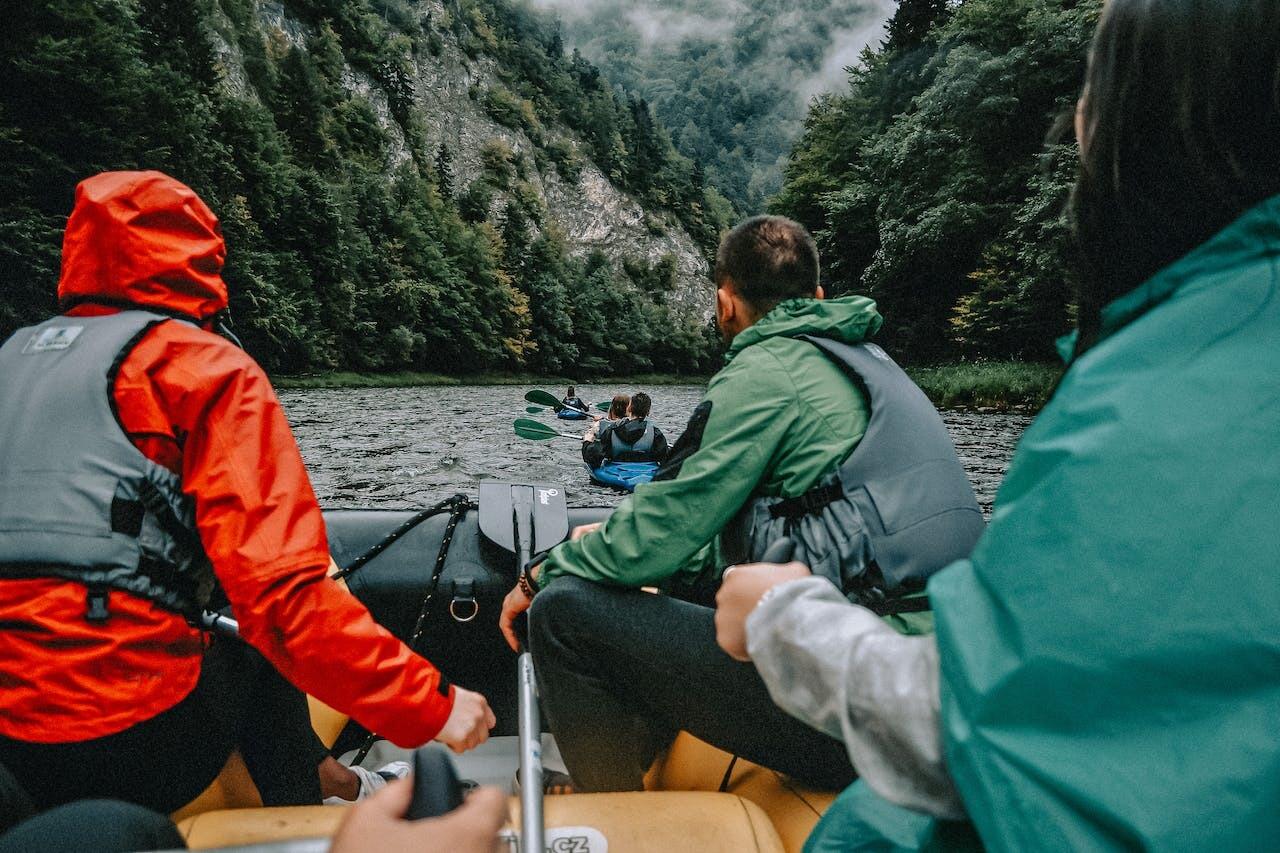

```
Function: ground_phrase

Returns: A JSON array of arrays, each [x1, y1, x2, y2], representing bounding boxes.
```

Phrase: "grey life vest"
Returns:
[[722, 337, 984, 610], [607, 419, 657, 458], [0, 311, 214, 620]]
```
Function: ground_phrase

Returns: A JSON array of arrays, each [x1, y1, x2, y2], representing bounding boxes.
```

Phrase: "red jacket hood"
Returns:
[[58, 171, 228, 321]]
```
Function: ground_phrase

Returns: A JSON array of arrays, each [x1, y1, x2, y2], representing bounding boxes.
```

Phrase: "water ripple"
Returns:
[[280, 385, 1029, 515]]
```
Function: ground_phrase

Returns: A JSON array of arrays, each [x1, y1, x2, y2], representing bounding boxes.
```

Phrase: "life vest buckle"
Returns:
[[85, 585, 110, 623]]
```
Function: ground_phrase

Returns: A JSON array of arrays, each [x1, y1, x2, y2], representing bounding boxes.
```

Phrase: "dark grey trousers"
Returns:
[[528, 575, 857, 792]]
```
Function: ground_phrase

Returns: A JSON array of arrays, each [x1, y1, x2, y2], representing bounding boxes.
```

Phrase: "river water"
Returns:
[[281, 384, 1031, 515]]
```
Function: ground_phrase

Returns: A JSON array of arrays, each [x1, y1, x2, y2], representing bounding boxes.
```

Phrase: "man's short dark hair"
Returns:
[[714, 215, 820, 314], [630, 392, 652, 419]]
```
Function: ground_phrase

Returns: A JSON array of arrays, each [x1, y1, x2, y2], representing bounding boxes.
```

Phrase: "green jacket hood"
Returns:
[[724, 295, 883, 364]]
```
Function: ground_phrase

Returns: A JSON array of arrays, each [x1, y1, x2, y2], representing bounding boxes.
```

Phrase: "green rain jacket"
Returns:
[[926, 195, 1280, 850], [540, 296, 880, 590]]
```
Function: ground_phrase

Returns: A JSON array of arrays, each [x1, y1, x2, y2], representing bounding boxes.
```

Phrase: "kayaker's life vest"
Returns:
[[605, 419, 658, 462], [0, 311, 214, 620], [722, 337, 984, 612]]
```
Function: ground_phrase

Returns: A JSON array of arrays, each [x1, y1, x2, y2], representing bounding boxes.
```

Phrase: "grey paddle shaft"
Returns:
[[511, 486, 545, 853], [197, 609, 240, 640], [517, 651, 543, 853]]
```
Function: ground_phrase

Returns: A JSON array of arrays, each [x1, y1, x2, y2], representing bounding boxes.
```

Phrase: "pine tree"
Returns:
[[547, 21, 564, 59], [884, 0, 952, 53], [435, 143, 455, 198]]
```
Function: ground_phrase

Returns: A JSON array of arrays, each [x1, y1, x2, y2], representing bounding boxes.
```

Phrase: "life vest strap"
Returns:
[[767, 482, 845, 519]]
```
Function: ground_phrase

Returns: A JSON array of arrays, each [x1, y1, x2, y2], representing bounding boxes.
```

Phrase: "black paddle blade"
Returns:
[[478, 481, 569, 556]]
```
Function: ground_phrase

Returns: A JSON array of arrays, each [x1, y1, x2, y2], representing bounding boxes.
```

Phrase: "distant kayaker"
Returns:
[[717, 1, 1280, 847], [581, 392, 668, 468], [605, 393, 630, 421], [560, 386, 587, 413], [500, 215, 976, 793], [0, 172, 495, 816], [581, 393, 630, 446]]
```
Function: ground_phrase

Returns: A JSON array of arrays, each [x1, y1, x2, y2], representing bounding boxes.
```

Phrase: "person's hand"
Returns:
[[499, 583, 533, 653], [715, 562, 812, 662], [570, 522, 602, 541], [331, 778, 509, 853], [434, 687, 496, 753]]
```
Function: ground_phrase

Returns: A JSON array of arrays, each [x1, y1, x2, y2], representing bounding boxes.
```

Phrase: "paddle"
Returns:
[[524, 401, 611, 415], [477, 481, 568, 853], [524, 389, 569, 410], [514, 418, 584, 441], [523, 389, 611, 415]]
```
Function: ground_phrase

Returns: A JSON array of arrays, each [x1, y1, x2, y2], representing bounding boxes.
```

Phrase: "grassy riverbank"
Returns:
[[273, 362, 1062, 411], [906, 362, 1061, 411]]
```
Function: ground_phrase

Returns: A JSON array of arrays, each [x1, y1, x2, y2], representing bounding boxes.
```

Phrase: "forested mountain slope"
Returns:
[[531, 0, 893, 213], [1, 0, 732, 375], [773, 0, 1101, 362]]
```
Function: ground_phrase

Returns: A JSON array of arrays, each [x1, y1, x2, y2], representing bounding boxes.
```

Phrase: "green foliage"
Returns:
[[444, 0, 733, 248], [905, 361, 1061, 410], [0, 0, 719, 375], [773, 0, 1102, 362], [536, 0, 895, 213]]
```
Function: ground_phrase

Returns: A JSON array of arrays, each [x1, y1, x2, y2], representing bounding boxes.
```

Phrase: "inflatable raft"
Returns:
[[167, 486, 833, 853], [588, 460, 659, 491]]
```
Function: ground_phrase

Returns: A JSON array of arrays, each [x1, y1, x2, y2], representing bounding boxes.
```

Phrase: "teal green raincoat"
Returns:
[[929, 196, 1280, 849]]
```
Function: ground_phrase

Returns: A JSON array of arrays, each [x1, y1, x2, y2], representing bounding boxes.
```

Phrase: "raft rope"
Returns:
[[337, 494, 476, 767], [332, 494, 474, 581]]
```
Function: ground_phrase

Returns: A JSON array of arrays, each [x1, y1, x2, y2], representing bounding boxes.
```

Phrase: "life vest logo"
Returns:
[[22, 326, 84, 354], [544, 826, 607, 852], [538, 488, 560, 505]]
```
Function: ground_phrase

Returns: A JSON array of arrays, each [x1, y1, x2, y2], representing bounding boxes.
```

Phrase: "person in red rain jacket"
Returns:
[[0, 171, 495, 814]]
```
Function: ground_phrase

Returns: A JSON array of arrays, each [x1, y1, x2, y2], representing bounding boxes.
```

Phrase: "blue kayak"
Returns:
[[588, 461, 659, 492], [557, 408, 591, 421]]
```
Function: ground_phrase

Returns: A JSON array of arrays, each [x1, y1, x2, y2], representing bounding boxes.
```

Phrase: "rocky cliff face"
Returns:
[[210, 0, 713, 321]]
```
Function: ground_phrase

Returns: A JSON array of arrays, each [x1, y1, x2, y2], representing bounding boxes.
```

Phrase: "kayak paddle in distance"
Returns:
[[523, 389, 611, 415], [524, 389, 568, 409], [524, 401, 611, 415], [514, 418, 583, 441]]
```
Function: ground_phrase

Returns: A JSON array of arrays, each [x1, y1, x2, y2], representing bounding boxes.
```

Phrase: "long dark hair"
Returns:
[[1069, 0, 1280, 356]]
